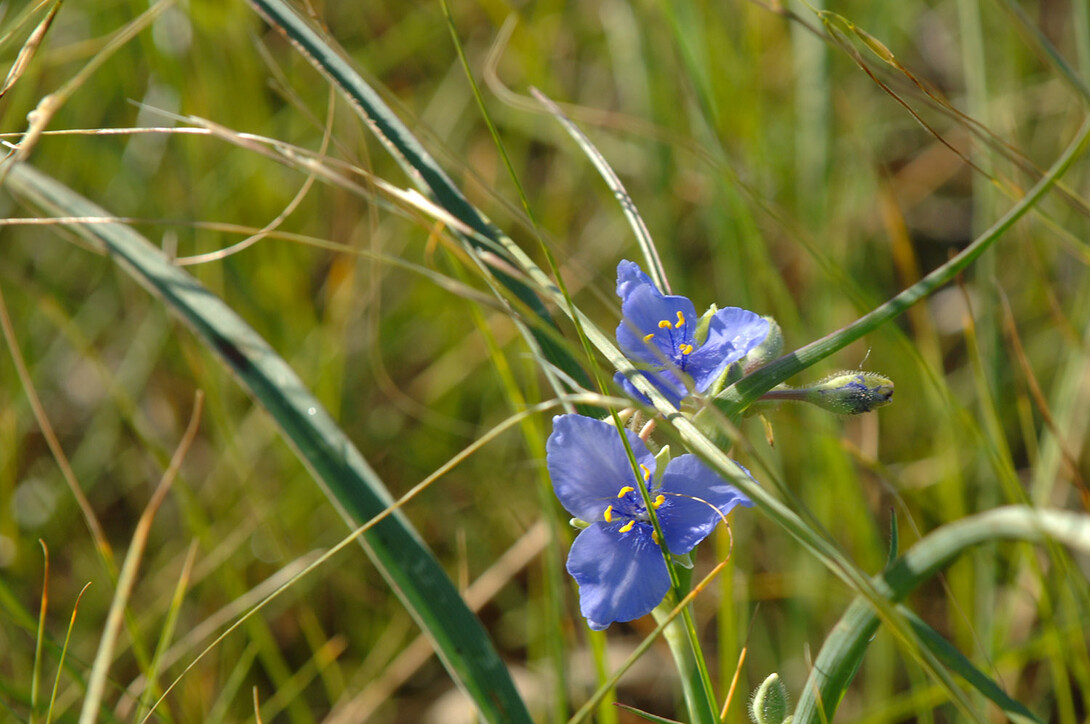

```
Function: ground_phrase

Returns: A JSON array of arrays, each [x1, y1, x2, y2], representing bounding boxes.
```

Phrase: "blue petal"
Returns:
[[616, 260, 658, 301], [546, 414, 655, 522], [658, 455, 754, 554], [566, 521, 671, 630], [617, 285, 699, 366], [686, 309, 769, 392], [613, 370, 686, 409]]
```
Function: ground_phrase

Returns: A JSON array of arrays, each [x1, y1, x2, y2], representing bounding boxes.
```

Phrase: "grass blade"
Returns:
[[794, 506, 1090, 723], [530, 87, 671, 294], [900, 607, 1042, 724], [1, 160, 532, 724]]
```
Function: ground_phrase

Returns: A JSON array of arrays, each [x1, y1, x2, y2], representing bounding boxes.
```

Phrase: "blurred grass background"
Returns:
[[2, 0, 1090, 722]]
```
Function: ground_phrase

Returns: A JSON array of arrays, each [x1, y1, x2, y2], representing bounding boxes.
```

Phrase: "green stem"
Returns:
[[652, 586, 719, 724], [718, 115, 1090, 416]]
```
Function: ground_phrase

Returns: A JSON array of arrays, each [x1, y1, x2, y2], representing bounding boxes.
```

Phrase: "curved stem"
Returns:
[[794, 506, 1090, 723], [719, 115, 1090, 415]]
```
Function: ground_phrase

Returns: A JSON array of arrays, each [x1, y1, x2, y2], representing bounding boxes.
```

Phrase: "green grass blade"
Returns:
[[794, 506, 1090, 723], [246, 0, 592, 397], [530, 87, 671, 294], [1, 161, 532, 724], [900, 606, 1043, 724]]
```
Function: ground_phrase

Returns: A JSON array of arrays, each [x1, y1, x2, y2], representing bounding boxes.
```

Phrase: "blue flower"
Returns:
[[614, 260, 770, 407], [547, 414, 754, 630]]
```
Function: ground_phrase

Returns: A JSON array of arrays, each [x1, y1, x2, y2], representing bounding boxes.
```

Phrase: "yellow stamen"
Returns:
[[619, 520, 635, 533], [678, 343, 694, 355], [617, 485, 635, 498], [652, 494, 666, 509], [603, 505, 613, 522], [658, 319, 673, 329], [642, 332, 656, 343], [676, 310, 686, 327], [639, 464, 652, 481], [652, 530, 660, 544]]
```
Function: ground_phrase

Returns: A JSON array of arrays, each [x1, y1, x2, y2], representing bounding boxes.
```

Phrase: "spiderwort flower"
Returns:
[[614, 260, 770, 407], [547, 414, 753, 630]]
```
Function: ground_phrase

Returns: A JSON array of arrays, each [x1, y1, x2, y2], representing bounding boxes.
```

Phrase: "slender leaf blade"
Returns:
[[2, 161, 532, 724], [901, 606, 1042, 724]]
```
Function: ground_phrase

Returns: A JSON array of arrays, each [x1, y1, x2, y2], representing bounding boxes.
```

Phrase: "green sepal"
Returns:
[[742, 316, 784, 371], [671, 552, 694, 569], [653, 444, 673, 478], [693, 304, 717, 346]]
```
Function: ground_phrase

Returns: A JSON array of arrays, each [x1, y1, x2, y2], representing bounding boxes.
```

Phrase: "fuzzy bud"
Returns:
[[804, 371, 893, 415], [748, 673, 792, 724]]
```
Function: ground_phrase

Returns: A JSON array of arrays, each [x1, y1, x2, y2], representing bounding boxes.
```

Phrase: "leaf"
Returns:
[[901, 607, 1043, 724], [1, 161, 532, 724], [613, 702, 686, 724]]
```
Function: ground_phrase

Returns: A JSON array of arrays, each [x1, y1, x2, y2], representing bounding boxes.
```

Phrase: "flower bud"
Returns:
[[804, 371, 894, 415], [749, 672, 792, 724]]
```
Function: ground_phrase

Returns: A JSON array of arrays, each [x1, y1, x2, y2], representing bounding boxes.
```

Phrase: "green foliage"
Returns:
[[1, 0, 1089, 722]]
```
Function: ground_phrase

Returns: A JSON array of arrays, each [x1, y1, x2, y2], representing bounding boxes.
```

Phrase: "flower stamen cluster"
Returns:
[[613, 260, 769, 408]]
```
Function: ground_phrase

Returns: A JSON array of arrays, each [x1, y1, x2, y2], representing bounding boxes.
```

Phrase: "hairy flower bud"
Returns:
[[749, 673, 792, 724], [805, 371, 894, 415]]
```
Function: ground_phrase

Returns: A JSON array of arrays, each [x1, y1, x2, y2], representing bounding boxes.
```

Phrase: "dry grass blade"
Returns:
[[9, 0, 172, 164], [0, 0, 60, 101], [77, 391, 204, 724], [175, 87, 336, 266], [324, 519, 549, 724], [999, 291, 1090, 508], [0, 281, 114, 570]]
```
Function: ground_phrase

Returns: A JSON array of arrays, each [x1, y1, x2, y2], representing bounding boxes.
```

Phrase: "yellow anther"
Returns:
[[652, 494, 666, 509], [604, 505, 613, 522], [617, 486, 635, 498], [678, 343, 694, 355], [642, 332, 656, 343], [676, 310, 686, 327], [652, 530, 660, 544], [658, 319, 673, 329], [619, 520, 635, 533], [639, 464, 652, 481]]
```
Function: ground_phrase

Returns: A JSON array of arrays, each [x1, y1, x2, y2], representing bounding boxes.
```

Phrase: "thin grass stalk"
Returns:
[[78, 392, 202, 724], [45, 582, 92, 724], [132, 541, 199, 723], [530, 88, 670, 294]]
